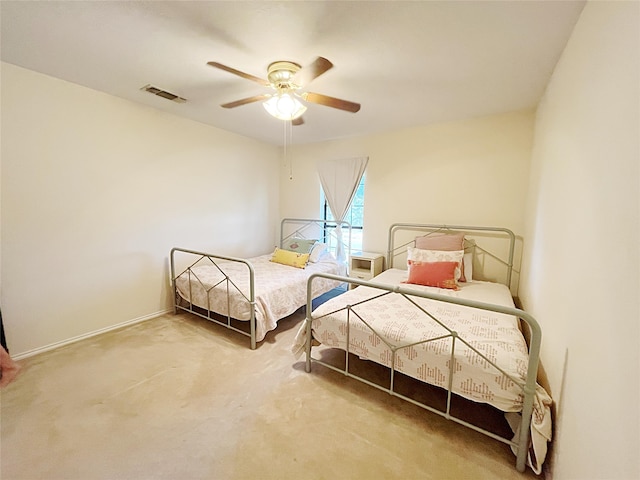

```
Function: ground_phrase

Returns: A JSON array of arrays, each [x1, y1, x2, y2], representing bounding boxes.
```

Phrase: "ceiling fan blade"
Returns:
[[207, 61, 270, 87], [293, 57, 333, 87], [301, 92, 361, 113], [292, 116, 304, 126], [221, 94, 270, 109]]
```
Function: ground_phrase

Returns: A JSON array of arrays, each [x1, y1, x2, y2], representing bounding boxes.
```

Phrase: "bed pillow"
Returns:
[[308, 242, 328, 263], [405, 260, 460, 290], [463, 252, 473, 282], [270, 247, 310, 269], [282, 238, 317, 254], [407, 247, 464, 284], [415, 233, 468, 281]]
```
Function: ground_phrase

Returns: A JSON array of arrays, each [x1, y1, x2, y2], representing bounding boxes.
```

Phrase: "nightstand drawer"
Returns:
[[351, 270, 373, 281]]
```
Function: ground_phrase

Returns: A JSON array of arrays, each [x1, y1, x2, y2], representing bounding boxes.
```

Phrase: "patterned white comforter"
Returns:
[[293, 268, 552, 473], [175, 254, 345, 342]]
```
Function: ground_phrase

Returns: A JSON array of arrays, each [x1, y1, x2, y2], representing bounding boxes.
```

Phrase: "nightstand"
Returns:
[[349, 252, 384, 288]]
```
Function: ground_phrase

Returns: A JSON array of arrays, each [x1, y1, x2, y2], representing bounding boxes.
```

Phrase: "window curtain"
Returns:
[[317, 156, 368, 261]]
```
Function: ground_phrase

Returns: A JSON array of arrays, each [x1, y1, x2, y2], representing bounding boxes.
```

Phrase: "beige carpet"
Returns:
[[1, 311, 540, 479]]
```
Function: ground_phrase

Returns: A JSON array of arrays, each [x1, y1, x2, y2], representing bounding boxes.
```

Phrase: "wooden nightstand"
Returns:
[[349, 252, 384, 288]]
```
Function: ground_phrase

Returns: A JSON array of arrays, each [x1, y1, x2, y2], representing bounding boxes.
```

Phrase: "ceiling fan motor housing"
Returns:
[[267, 61, 301, 90]]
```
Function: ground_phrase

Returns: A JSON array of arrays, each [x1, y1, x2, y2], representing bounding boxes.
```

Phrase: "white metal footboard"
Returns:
[[303, 273, 542, 472], [170, 248, 258, 348]]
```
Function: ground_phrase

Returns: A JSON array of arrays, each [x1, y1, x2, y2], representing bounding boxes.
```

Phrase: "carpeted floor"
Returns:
[[1, 308, 540, 479]]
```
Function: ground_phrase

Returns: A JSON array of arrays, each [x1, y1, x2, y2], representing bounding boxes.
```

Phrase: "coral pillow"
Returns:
[[415, 233, 468, 281], [407, 247, 464, 284], [405, 260, 460, 290], [270, 247, 310, 269]]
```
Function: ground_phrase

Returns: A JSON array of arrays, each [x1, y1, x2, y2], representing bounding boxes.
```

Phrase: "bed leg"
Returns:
[[515, 384, 536, 472], [172, 289, 177, 314], [305, 319, 312, 373], [250, 307, 257, 350]]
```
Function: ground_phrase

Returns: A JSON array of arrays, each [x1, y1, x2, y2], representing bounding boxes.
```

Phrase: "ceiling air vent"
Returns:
[[140, 84, 186, 103]]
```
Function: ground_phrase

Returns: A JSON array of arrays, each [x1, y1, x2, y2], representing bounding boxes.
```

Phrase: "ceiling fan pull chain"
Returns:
[[283, 119, 293, 180], [283, 119, 287, 175], [288, 120, 294, 180]]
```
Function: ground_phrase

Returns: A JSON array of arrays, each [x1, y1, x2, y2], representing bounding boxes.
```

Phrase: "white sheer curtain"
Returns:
[[317, 156, 369, 261]]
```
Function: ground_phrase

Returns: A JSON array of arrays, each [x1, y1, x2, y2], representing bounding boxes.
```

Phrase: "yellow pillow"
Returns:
[[270, 247, 310, 269]]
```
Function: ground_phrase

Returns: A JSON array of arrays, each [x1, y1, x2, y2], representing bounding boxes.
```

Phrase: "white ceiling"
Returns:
[[1, 1, 585, 146]]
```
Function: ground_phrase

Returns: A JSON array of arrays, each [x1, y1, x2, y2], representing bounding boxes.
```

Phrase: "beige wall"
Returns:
[[1, 63, 280, 355], [520, 2, 639, 478], [280, 110, 534, 261]]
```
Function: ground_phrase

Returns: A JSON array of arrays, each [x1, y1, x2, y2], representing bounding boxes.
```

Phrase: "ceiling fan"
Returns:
[[207, 57, 361, 125]]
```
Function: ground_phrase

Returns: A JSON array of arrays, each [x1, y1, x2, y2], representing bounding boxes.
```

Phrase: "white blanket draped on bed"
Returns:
[[175, 254, 345, 342], [293, 268, 552, 473]]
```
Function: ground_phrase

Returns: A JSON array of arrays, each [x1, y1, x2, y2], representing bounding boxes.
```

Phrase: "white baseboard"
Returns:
[[12, 309, 173, 360]]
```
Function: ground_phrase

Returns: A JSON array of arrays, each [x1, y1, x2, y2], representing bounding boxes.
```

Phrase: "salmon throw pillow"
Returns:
[[405, 260, 460, 290], [407, 247, 464, 284]]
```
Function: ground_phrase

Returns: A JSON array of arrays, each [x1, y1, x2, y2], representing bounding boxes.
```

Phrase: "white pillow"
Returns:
[[309, 243, 328, 263], [463, 252, 473, 282], [407, 247, 465, 283]]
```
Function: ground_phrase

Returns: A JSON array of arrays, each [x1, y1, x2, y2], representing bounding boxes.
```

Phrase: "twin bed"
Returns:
[[171, 220, 552, 474], [170, 218, 350, 349], [293, 223, 552, 474]]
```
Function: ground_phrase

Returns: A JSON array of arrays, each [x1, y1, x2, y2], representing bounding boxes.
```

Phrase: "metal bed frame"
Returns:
[[170, 218, 351, 349], [303, 223, 542, 473]]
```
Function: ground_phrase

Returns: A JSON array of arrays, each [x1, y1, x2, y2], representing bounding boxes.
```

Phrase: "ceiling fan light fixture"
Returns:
[[263, 92, 306, 121]]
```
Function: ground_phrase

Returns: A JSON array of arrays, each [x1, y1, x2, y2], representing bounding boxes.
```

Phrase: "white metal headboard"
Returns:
[[387, 223, 517, 292]]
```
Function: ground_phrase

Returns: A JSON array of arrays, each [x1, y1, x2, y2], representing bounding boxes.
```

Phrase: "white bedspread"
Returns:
[[293, 268, 552, 473], [175, 254, 345, 342]]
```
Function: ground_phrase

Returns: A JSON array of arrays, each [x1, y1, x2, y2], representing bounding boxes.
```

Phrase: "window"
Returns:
[[321, 174, 365, 252]]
